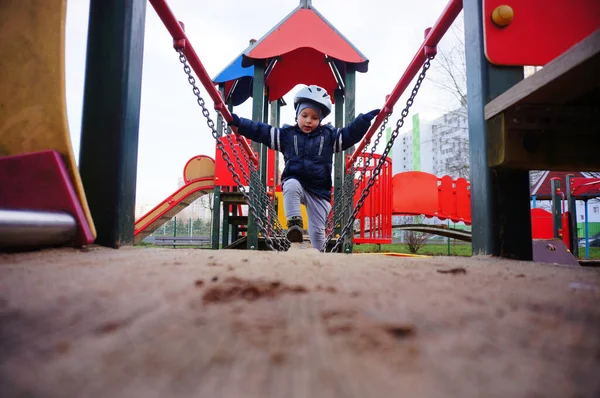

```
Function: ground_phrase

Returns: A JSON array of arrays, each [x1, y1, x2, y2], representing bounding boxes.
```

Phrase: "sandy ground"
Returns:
[[1, 245, 599, 398]]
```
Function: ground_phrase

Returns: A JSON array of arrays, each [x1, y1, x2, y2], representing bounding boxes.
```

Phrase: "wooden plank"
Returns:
[[485, 29, 600, 120], [220, 192, 248, 204]]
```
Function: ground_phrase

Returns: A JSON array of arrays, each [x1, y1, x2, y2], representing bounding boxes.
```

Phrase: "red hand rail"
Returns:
[[346, 0, 463, 170], [149, 0, 258, 165]]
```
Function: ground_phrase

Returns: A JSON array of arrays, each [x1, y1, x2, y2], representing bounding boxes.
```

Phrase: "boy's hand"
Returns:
[[363, 109, 380, 122], [228, 113, 240, 127]]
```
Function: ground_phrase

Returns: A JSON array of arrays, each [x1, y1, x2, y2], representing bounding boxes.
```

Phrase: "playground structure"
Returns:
[[530, 173, 600, 260], [3, 2, 600, 396], [0, 0, 598, 259], [132, 152, 475, 248]]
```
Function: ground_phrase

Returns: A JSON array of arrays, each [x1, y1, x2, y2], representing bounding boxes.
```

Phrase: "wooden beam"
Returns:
[[79, 0, 146, 248], [464, 0, 532, 260]]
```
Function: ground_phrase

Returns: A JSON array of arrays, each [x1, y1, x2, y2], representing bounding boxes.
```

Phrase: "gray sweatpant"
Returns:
[[283, 178, 331, 250]]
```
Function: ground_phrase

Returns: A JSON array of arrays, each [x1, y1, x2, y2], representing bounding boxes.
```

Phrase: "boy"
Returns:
[[229, 85, 379, 250]]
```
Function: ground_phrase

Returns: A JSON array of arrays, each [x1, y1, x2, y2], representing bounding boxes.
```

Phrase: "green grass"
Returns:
[[353, 243, 472, 256], [578, 247, 600, 260], [353, 244, 600, 259], [135, 239, 600, 259]]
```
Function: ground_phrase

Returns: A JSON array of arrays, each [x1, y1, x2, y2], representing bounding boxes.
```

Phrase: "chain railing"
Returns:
[[220, 120, 290, 251], [330, 57, 434, 253], [177, 50, 432, 254], [321, 116, 390, 252], [177, 49, 288, 251]]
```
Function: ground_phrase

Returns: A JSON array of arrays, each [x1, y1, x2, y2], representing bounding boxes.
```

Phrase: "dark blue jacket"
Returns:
[[236, 114, 373, 201]]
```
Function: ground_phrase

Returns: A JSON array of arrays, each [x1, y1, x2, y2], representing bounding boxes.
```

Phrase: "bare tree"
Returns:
[[391, 215, 432, 253], [404, 230, 431, 254], [427, 14, 467, 108], [425, 14, 471, 181]]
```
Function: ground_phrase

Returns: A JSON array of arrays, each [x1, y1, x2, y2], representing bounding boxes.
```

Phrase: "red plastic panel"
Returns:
[[266, 47, 339, 104], [214, 136, 275, 187], [561, 211, 570, 250], [571, 178, 600, 196], [353, 155, 393, 244], [0, 150, 94, 246], [246, 9, 367, 64], [438, 175, 456, 220], [483, 0, 600, 66], [455, 178, 471, 224], [392, 171, 439, 216], [531, 208, 553, 239]]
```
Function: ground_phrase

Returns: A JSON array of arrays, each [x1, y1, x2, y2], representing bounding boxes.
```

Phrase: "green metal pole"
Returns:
[[248, 61, 265, 249], [565, 174, 578, 257], [221, 202, 230, 248], [230, 203, 238, 244], [79, 0, 146, 248], [270, 99, 281, 230], [211, 84, 225, 249], [270, 99, 280, 187], [551, 179, 561, 239], [343, 64, 356, 254], [333, 88, 345, 245], [227, 101, 238, 245], [260, 89, 269, 231], [447, 220, 451, 255], [464, 0, 532, 259]]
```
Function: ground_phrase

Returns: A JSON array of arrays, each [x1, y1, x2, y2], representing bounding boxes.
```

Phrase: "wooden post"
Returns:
[[211, 84, 225, 250], [343, 64, 356, 253], [333, 89, 345, 243], [463, 0, 532, 260], [79, 0, 146, 248], [565, 174, 578, 257], [221, 201, 230, 248], [248, 61, 266, 249], [270, 99, 280, 187], [551, 178, 562, 240]]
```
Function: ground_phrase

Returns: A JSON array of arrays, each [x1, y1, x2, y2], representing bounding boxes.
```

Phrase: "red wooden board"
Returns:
[[484, 0, 600, 66]]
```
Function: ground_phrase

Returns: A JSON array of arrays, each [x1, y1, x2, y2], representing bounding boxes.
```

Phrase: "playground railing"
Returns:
[[149, 0, 258, 166], [353, 154, 393, 244], [346, 0, 463, 170]]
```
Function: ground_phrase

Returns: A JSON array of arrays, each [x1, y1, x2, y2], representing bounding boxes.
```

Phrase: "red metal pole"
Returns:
[[149, 0, 258, 165], [346, 0, 463, 170]]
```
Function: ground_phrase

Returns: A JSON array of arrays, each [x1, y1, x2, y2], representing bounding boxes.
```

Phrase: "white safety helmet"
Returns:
[[293, 85, 332, 118]]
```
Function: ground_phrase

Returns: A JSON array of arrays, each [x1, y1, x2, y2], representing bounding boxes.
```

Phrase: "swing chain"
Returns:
[[177, 50, 282, 251], [330, 57, 433, 253]]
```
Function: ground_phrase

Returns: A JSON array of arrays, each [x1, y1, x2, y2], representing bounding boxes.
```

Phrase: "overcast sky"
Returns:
[[65, 0, 463, 207]]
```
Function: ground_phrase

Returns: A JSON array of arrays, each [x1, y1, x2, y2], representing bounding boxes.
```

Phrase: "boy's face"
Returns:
[[297, 107, 321, 134]]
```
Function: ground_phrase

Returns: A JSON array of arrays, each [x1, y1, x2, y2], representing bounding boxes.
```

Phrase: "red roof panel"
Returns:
[[246, 9, 367, 65], [531, 171, 588, 198], [265, 47, 338, 103]]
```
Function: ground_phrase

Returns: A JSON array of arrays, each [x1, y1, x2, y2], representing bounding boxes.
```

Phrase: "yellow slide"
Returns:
[[0, 0, 96, 238]]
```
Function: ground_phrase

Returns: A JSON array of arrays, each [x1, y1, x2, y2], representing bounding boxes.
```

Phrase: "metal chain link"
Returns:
[[330, 57, 433, 253], [177, 50, 283, 251], [221, 126, 289, 251], [220, 120, 290, 251], [321, 116, 390, 252], [227, 123, 288, 242]]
